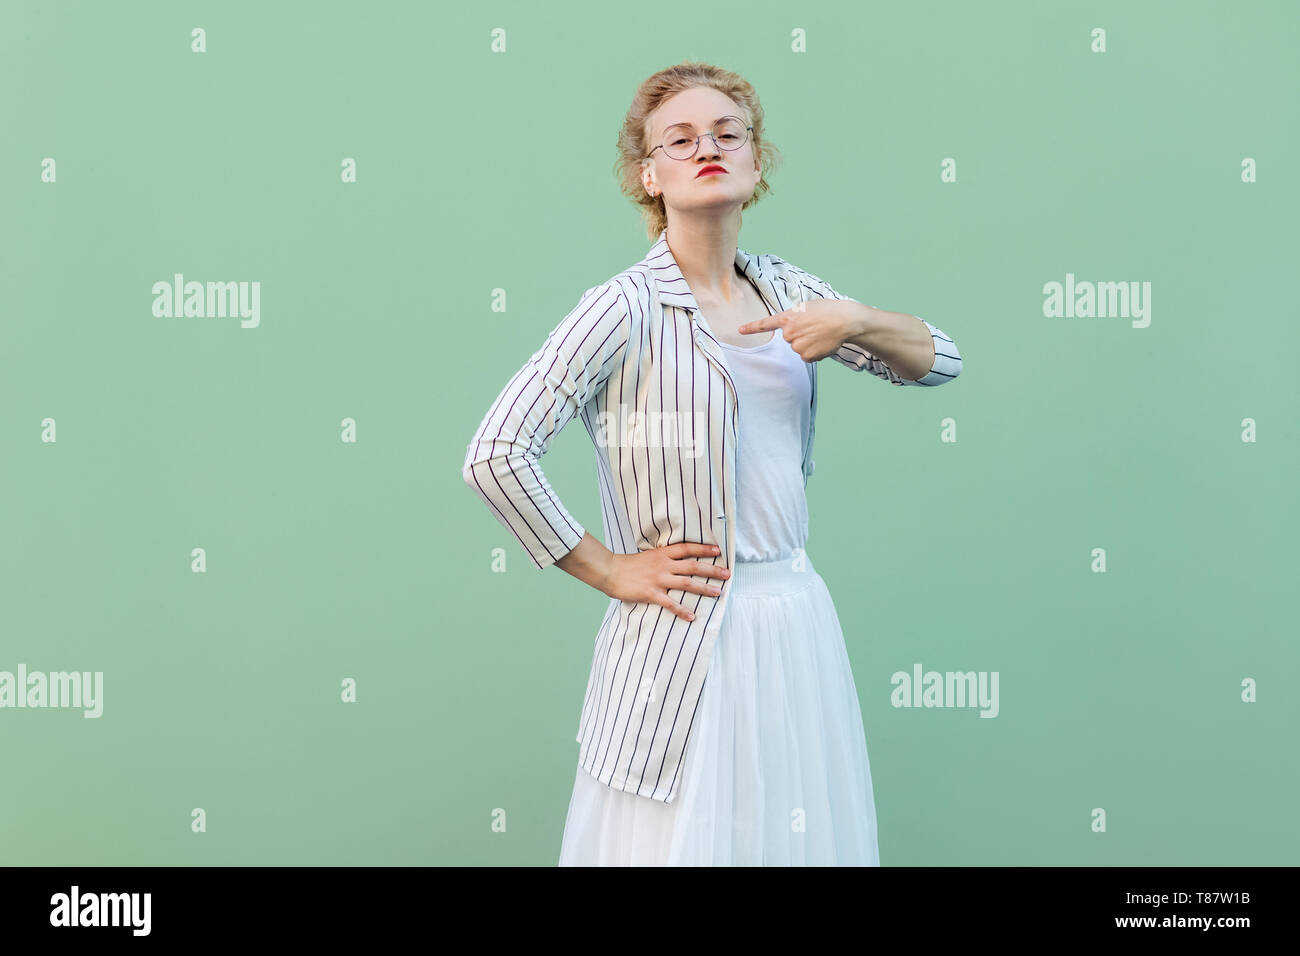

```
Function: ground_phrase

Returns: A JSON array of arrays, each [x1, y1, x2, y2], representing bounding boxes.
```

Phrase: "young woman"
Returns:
[[462, 61, 961, 865]]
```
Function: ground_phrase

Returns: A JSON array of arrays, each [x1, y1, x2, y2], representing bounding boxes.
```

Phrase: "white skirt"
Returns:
[[558, 554, 880, 866]]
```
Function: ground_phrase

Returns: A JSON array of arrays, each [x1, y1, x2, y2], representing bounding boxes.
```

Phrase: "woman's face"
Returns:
[[641, 86, 761, 222]]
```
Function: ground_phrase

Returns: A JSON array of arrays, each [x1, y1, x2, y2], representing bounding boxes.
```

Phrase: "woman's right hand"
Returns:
[[600, 542, 731, 622]]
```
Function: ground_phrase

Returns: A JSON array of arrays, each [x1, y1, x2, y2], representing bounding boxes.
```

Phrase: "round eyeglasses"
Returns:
[[647, 116, 753, 161]]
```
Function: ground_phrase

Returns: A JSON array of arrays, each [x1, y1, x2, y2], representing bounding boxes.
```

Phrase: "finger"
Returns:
[[667, 574, 723, 597], [743, 312, 790, 335], [671, 542, 721, 557], [658, 596, 695, 622], [675, 558, 730, 581], [737, 314, 784, 335]]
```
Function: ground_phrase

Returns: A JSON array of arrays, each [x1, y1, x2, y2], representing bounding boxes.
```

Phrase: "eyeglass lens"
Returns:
[[662, 117, 749, 160]]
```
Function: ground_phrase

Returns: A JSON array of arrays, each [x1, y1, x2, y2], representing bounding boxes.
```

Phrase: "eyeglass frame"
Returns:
[[645, 115, 754, 161]]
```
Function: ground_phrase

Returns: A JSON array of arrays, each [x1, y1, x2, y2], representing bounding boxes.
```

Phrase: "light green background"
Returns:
[[2, 0, 1296, 865]]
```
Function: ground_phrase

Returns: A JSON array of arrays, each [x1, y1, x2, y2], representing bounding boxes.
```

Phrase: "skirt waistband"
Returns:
[[730, 553, 818, 595]]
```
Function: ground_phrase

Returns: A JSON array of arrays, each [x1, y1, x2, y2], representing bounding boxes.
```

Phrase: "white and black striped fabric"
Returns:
[[463, 228, 962, 803]]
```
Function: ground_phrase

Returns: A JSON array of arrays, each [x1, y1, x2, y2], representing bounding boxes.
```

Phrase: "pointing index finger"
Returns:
[[738, 313, 783, 334]]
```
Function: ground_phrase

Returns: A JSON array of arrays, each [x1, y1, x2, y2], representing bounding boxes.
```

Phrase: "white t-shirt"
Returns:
[[717, 329, 811, 562]]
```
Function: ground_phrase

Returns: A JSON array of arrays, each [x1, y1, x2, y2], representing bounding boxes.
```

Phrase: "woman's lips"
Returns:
[[696, 166, 727, 177]]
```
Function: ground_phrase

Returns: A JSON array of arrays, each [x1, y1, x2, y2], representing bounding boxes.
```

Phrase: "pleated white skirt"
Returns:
[[558, 554, 880, 866]]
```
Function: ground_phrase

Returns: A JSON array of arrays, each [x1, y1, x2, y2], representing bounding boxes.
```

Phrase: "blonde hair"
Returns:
[[615, 61, 783, 241]]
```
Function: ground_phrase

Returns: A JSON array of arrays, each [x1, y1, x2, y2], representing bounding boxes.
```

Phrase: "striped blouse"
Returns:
[[462, 228, 962, 803]]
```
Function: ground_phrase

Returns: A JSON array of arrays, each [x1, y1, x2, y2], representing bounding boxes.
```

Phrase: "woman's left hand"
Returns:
[[737, 298, 868, 362]]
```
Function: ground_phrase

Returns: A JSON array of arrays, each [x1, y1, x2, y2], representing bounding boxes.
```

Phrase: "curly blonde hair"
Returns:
[[615, 61, 783, 241]]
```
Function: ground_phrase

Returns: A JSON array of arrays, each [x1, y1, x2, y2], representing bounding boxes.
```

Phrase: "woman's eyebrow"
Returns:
[[664, 115, 731, 131]]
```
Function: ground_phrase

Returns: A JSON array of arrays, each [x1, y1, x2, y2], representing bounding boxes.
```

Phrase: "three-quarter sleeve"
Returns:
[[785, 264, 962, 387], [462, 281, 632, 570]]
